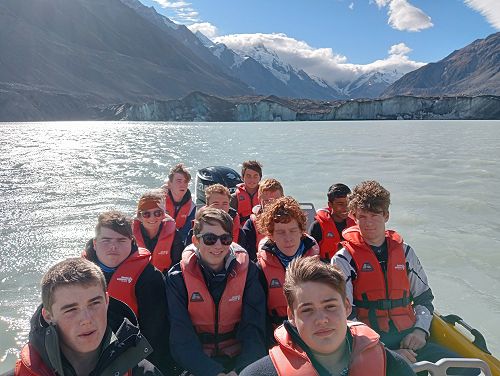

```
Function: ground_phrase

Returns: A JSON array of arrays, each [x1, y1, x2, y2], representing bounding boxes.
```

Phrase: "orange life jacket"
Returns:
[[132, 218, 176, 272], [315, 208, 356, 261], [107, 248, 151, 317], [165, 192, 195, 230], [231, 211, 241, 243], [269, 322, 386, 376], [180, 246, 249, 358], [235, 183, 259, 222], [342, 226, 416, 333], [257, 236, 319, 325]]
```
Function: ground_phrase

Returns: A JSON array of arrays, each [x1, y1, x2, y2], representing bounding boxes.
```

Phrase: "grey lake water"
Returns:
[[1, 120, 499, 371]]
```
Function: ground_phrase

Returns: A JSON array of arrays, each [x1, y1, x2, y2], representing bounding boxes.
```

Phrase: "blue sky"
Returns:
[[138, 0, 499, 81]]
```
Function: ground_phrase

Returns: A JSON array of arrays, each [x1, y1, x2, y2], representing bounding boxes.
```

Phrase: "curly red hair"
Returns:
[[257, 196, 306, 236]]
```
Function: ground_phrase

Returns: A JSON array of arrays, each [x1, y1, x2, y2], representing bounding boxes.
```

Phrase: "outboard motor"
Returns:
[[195, 166, 243, 207]]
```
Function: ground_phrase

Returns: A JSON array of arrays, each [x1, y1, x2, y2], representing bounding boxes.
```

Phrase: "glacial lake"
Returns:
[[1, 120, 499, 371]]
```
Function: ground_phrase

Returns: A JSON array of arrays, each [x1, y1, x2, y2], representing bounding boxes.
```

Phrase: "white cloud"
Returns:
[[389, 42, 411, 55], [375, 0, 433, 31], [214, 33, 424, 85], [464, 0, 500, 29], [188, 22, 219, 39], [349, 2, 354, 10], [150, 0, 199, 23]]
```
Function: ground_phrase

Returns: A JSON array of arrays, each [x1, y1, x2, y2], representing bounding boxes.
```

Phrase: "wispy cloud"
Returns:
[[188, 22, 219, 39], [464, 0, 500, 29], [374, 0, 433, 31], [349, 2, 354, 10], [214, 33, 424, 85], [150, 0, 199, 23]]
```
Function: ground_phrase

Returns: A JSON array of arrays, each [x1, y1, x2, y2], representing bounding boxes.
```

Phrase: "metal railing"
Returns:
[[412, 358, 491, 376]]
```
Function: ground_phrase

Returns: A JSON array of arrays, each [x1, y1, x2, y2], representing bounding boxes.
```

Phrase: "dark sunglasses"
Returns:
[[196, 232, 233, 246], [141, 209, 164, 219]]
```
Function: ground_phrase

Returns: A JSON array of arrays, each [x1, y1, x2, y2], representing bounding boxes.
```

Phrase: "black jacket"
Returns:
[[84, 240, 173, 375], [166, 246, 267, 376], [1, 299, 163, 376]]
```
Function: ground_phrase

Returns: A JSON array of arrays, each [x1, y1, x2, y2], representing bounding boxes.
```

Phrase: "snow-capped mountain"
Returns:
[[197, 33, 402, 99]]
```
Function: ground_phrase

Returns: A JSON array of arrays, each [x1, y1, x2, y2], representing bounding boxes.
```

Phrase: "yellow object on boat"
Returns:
[[430, 311, 500, 376]]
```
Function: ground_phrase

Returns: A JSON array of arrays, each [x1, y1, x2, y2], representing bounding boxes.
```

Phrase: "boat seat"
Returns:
[[300, 202, 316, 232]]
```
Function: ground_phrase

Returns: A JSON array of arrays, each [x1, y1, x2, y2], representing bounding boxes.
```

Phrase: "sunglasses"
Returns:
[[196, 232, 233, 246], [141, 209, 164, 219]]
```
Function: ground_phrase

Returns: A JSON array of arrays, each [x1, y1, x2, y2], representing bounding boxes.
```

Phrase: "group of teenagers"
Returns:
[[5, 161, 479, 376]]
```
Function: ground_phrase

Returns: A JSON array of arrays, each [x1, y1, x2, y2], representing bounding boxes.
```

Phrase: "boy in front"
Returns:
[[4, 258, 163, 376], [240, 256, 415, 375]]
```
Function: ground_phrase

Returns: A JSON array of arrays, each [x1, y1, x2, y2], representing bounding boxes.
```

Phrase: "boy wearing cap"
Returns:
[[133, 189, 185, 273]]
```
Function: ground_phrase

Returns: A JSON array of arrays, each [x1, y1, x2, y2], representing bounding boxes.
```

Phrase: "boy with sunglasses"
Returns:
[[133, 189, 185, 273], [166, 208, 267, 376]]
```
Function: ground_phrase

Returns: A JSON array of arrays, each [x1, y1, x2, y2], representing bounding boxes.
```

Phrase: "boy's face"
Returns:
[[288, 281, 351, 355], [353, 208, 389, 245], [243, 169, 261, 190], [259, 189, 283, 210], [139, 208, 165, 233], [93, 227, 132, 268], [328, 197, 349, 222], [269, 219, 302, 256], [192, 222, 231, 272], [208, 193, 230, 213], [169, 172, 189, 197], [42, 284, 108, 358]]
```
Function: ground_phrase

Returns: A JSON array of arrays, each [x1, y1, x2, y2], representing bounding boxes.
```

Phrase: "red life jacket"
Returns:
[[107, 248, 151, 317], [180, 245, 249, 358], [15, 345, 55, 376], [132, 218, 176, 272], [315, 208, 356, 261], [231, 211, 241, 243], [165, 193, 195, 230], [235, 183, 259, 221], [269, 322, 386, 376], [342, 226, 416, 333], [257, 236, 319, 325], [15, 344, 132, 376]]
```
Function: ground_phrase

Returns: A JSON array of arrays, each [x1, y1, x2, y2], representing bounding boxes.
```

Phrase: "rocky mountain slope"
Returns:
[[383, 32, 500, 97]]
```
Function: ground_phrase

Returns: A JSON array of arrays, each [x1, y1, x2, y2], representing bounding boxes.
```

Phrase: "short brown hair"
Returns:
[[348, 180, 390, 215], [257, 196, 306, 236], [42, 258, 107, 312], [168, 163, 191, 182], [241, 160, 263, 178], [193, 207, 233, 237], [95, 210, 133, 239], [258, 178, 284, 197], [205, 184, 231, 203], [284, 256, 346, 309]]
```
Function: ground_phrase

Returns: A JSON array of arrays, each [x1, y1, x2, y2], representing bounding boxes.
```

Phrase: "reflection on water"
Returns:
[[1, 120, 500, 371]]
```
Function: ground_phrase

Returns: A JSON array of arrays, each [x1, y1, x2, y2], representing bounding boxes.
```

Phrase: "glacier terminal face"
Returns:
[[99, 93, 500, 122]]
